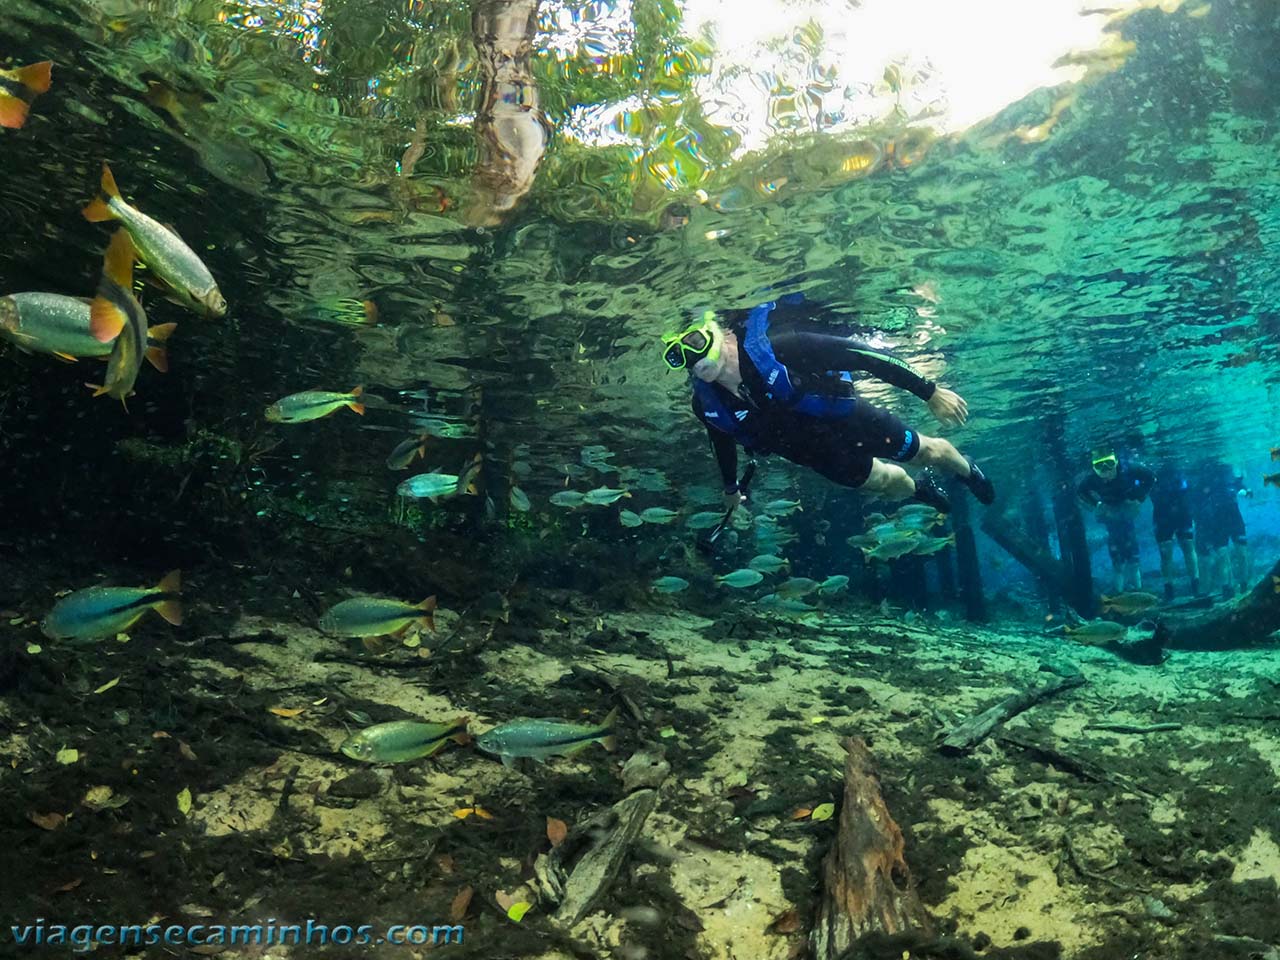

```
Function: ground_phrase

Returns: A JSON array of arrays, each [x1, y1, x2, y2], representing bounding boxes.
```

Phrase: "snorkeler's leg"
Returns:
[[822, 405, 954, 511], [1214, 548, 1231, 598], [912, 434, 968, 474], [1124, 523, 1142, 590], [1127, 561, 1142, 591], [1230, 537, 1249, 593], [1179, 532, 1199, 590], [858, 458, 916, 501], [1106, 538, 1125, 594], [1158, 539, 1175, 595], [913, 434, 995, 505]]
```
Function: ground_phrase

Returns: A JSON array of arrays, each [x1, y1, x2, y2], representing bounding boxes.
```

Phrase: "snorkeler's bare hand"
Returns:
[[928, 387, 968, 426]]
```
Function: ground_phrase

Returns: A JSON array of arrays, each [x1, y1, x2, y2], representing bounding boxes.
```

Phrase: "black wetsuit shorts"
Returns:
[[1199, 501, 1246, 550], [768, 401, 921, 488], [1101, 514, 1140, 564], [1152, 496, 1193, 543]]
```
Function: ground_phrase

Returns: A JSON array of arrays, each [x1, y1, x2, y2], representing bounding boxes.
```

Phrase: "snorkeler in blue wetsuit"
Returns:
[[660, 299, 996, 517]]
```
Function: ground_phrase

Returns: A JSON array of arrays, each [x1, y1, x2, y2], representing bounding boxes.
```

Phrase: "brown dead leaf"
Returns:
[[546, 817, 568, 847], [494, 889, 518, 912], [435, 853, 455, 874], [790, 807, 812, 821], [178, 741, 198, 762], [767, 908, 801, 934], [449, 885, 473, 923], [268, 707, 306, 718], [53, 878, 82, 894], [28, 811, 66, 831], [453, 806, 494, 820], [152, 731, 171, 740]]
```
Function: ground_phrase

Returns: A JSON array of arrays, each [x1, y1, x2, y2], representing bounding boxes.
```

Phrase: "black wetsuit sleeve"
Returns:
[[692, 392, 740, 490], [769, 329, 937, 401], [1078, 475, 1101, 506], [1128, 466, 1155, 501], [708, 427, 739, 490]]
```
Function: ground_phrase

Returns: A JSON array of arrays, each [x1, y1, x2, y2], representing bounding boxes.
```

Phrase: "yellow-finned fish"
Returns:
[[386, 433, 430, 470], [265, 387, 365, 423], [42, 570, 182, 642], [1063, 620, 1126, 646], [476, 707, 619, 768], [82, 162, 226, 319], [0, 60, 51, 129], [318, 595, 437, 638], [0, 291, 174, 369], [85, 230, 148, 408], [1100, 591, 1160, 616], [341, 717, 470, 763], [456, 452, 483, 496]]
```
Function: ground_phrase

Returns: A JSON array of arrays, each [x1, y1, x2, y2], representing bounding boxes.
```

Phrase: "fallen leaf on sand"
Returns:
[[152, 731, 171, 740], [453, 806, 493, 820], [495, 890, 518, 911], [790, 808, 812, 821], [53, 878, 82, 894], [28, 811, 66, 831], [268, 707, 306, 718], [177, 787, 192, 816], [55, 747, 79, 765], [178, 741, 198, 761], [436, 853, 455, 874], [449, 885, 473, 922], [546, 817, 568, 847], [93, 676, 120, 695], [810, 802, 835, 822]]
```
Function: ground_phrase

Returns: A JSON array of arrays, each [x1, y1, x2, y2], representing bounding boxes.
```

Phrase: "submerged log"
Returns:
[[536, 750, 670, 927], [940, 670, 1087, 755], [980, 514, 1077, 611], [950, 490, 986, 622], [1163, 555, 1280, 650], [811, 738, 933, 960]]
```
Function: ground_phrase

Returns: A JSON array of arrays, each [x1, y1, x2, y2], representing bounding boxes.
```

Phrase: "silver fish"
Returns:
[[82, 163, 226, 318], [476, 708, 618, 767]]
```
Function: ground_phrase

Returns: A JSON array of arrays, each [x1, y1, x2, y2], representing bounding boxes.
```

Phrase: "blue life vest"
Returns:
[[694, 301, 855, 444]]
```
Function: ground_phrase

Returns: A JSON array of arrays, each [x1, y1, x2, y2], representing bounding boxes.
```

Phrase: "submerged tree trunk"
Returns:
[[811, 738, 933, 960], [1164, 555, 1280, 650], [468, 0, 548, 227], [981, 514, 1083, 615], [950, 489, 985, 621]]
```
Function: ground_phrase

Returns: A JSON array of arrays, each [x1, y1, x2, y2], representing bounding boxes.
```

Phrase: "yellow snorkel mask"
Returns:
[[661, 311, 721, 370]]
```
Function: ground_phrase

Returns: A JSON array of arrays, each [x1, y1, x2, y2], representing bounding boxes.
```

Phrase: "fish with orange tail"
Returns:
[[85, 230, 148, 408], [0, 60, 51, 129], [82, 162, 226, 318], [265, 386, 365, 423]]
